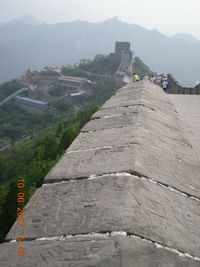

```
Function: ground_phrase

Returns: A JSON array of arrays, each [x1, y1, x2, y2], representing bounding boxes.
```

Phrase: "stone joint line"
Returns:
[[66, 143, 141, 154], [9, 231, 200, 262], [66, 146, 113, 154], [82, 103, 156, 133], [43, 172, 200, 202], [81, 126, 132, 133], [92, 102, 156, 113]]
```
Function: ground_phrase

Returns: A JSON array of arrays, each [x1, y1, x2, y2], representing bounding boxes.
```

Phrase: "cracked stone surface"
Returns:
[[2, 81, 200, 266], [1, 236, 199, 267], [6, 175, 200, 258], [44, 140, 200, 198], [45, 83, 200, 198], [101, 82, 175, 113]]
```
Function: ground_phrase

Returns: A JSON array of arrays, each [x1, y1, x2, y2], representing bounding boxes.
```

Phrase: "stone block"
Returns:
[[1, 236, 199, 267], [6, 175, 200, 258]]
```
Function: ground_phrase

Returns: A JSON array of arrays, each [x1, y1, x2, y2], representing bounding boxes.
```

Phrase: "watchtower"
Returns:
[[115, 41, 131, 59]]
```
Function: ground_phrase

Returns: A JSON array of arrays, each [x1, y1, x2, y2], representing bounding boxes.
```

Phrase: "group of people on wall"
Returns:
[[131, 73, 169, 91]]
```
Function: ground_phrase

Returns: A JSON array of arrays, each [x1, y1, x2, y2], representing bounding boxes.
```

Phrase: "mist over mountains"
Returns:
[[172, 33, 200, 44], [0, 16, 200, 86]]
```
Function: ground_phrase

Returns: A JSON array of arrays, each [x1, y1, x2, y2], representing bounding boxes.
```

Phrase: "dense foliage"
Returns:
[[133, 56, 156, 78], [0, 80, 22, 101], [0, 71, 115, 148], [79, 53, 121, 75], [0, 101, 73, 148], [0, 54, 120, 242], [0, 103, 99, 242]]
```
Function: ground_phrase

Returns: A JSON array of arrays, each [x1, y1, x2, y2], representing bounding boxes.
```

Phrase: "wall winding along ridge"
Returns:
[[0, 81, 200, 267], [167, 74, 200, 94]]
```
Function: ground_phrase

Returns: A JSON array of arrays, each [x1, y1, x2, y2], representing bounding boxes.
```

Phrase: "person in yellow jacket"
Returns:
[[131, 73, 140, 82]]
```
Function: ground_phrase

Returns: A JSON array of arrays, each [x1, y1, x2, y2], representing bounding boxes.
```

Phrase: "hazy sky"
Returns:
[[0, 0, 200, 38]]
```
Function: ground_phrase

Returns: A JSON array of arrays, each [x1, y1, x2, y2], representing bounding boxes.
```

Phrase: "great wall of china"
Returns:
[[167, 74, 200, 94], [0, 42, 200, 266]]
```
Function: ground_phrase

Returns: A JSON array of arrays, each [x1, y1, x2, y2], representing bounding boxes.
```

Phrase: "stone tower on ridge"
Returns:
[[115, 41, 131, 59], [115, 41, 133, 85]]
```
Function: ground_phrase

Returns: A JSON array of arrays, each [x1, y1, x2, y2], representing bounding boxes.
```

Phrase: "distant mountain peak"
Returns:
[[110, 16, 120, 21], [102, 17, 122, 25], [11, 14, 44, 26]]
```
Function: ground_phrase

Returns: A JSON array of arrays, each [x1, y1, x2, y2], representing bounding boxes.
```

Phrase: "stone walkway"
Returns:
[[170, 95, 200, 161]]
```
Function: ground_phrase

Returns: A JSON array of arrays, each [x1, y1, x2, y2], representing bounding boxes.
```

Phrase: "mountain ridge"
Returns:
[[0, 17, 199, 86], [172, 33, 200, 43]]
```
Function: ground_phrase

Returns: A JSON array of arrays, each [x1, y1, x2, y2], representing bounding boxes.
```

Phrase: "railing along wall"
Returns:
[[167, 74, 200, 94]]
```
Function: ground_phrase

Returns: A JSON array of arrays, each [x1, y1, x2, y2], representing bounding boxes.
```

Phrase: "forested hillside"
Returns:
[[0, 54, 117, 149], [0, 53, 119, 242], [0, 103, 99, 242]]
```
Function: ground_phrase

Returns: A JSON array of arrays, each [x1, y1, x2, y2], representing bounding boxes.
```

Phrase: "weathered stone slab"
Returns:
[[45, 141, 200, 198], [45, 103, 200, 198], [82, 104, 179, 132], [6, 175, 200, 258], [102, 82, 175, 113], [83, 111, 139, 132], [44, 82, 200, 196], [74, 107, 183, 152], [1, 236, 199, 267], [69, 127, 139, 151], [92, 105, 151, 119], [69, 124, 188, 154]]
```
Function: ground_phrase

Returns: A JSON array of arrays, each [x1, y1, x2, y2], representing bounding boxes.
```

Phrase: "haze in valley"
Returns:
[[0, 0, 199, 85]]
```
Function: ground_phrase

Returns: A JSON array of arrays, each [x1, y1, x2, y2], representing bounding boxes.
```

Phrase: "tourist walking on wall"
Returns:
[[161, 79, 168, 92], [132, 73, 140, 82], [155, 75, 162, 86], [160, 74, 168, 91], [150, 75, 156, 83]]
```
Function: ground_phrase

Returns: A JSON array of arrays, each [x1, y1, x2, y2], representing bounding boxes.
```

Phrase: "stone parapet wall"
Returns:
[[167, 74, 200, 94], [1, 81, 200, 266]]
